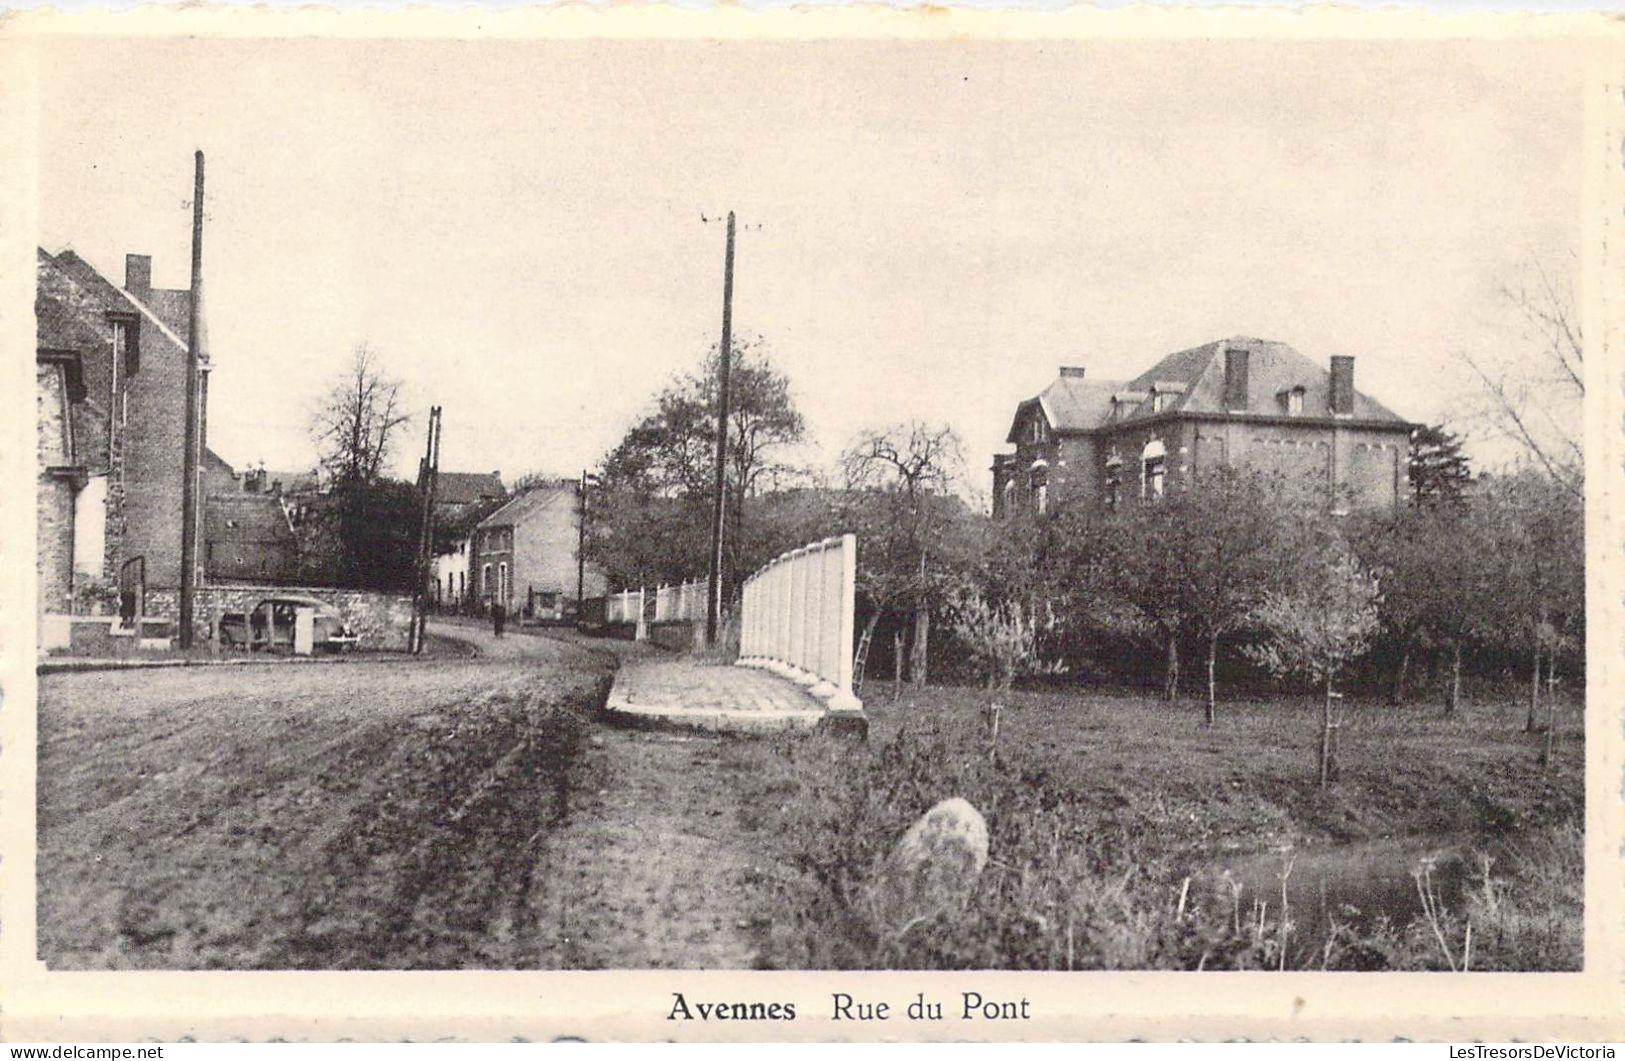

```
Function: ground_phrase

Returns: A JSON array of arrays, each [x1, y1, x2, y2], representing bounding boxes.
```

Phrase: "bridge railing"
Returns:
[[738, 533, 861, 713], [605, 588, 642, 625], [653, 578, 708, 623], [605, 579, 710, 635]]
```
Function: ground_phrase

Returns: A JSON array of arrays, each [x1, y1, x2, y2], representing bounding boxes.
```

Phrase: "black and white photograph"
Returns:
[[3, 11, 1619, 1041]]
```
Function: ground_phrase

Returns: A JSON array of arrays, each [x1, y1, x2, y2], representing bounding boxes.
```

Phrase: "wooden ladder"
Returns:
[[851, 622, 874, 693]]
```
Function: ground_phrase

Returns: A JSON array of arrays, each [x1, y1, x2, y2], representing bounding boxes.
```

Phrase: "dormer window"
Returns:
[[1277, 386, 1307, 416], [1149, 382, 1184, 414], [1029, 418, 1044, 444]]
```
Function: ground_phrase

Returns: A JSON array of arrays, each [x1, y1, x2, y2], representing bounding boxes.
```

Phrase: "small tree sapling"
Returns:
[[1244, 541, 1383, 787]]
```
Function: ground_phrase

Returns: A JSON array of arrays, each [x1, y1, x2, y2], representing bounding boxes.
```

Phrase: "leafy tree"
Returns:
[[1244, 537, 1382, 787], [588, 338, 805, 593], [1353, 504, 1492, 713], [1178, 469, 1308, 724], [289, 479, 421, 590], [1080, 468, 1307, 713], [1408, 423, 1473, 508], [1472, 471, 1584, 735]]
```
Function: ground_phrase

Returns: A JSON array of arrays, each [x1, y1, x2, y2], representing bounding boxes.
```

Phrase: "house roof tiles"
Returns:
[[476, 480, 574, 529], [1011, 337, 1410, 439], [206, 493, 295, 545], [434, 471, 507, 506]]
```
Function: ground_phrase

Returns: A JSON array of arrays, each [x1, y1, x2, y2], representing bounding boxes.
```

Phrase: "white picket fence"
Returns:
[[738, 533, 862, 713], [605, 588, 643, 625], [605, 578, 709, 634]]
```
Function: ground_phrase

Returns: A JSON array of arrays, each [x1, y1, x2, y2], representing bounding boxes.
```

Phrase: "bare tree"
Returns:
[[313, 343, 410, 488], [1459, 256, 1583, 496], [839, 422, 966, 688], [309, 344, 413, 587]]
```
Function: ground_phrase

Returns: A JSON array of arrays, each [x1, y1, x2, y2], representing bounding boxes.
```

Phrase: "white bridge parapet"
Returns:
[[737, 533, 862, 714]]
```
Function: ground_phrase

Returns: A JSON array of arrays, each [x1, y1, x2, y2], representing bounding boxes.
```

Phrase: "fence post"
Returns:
[[635, 586, 647, 642], [827, 533, 862, 712], [807, 540, 836, 698]]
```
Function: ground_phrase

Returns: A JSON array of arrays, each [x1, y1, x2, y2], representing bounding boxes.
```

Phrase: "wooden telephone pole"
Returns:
[[705, 211, 736, 646], [410, 405, 442, 653], [178, 150, 205, 648]]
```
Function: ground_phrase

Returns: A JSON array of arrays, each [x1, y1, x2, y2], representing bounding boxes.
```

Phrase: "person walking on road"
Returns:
[[492, 600, 506, 638]]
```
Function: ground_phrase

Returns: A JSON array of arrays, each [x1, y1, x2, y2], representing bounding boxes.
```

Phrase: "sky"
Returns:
[[33, 35, 1585, 491]]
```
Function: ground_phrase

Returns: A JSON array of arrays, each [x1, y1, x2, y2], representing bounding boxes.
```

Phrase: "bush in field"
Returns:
[[943, 583, 1066, 694], [1244, 540, 1382, 787]]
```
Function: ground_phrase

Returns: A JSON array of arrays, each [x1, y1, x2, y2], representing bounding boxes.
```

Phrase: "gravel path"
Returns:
[[38, 623, 780, 969]]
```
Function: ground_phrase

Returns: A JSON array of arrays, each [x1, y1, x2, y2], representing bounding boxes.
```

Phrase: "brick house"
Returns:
[[467, 479, 606, 619], [35, 248, 212, 625], [992, 337, 1415, 518]]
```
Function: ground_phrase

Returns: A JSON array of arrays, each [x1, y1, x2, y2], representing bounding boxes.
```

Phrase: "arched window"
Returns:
[[1142, 439, 1166, 500], [1029, 463, 1049, 515]]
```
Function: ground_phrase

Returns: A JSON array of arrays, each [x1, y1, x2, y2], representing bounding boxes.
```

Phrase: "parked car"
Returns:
[[217, 595, 360, 653]]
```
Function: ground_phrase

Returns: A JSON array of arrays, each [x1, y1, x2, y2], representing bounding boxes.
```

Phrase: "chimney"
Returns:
[[1223, 347, 1250, 410], [1059, 366, 1086, 380], [124, 254, 152, 304], [1330, 355, 1355, 415]]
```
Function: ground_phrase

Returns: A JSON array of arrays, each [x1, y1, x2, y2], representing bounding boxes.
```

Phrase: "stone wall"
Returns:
[[146, 584, 414, 650]]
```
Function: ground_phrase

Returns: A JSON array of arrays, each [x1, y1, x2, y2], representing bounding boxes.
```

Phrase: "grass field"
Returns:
[[724, 682, 1584, 971]]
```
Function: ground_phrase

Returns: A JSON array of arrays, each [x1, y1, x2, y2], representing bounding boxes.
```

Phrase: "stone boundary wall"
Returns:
[[146, 584, 413, 651]]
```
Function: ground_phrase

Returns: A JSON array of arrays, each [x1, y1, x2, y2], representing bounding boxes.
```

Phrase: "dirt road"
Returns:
[[37, 625, 782, 969]]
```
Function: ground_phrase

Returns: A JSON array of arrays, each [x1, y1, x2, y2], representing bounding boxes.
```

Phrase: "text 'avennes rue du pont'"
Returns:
[[666, 992, 1032, 1023]]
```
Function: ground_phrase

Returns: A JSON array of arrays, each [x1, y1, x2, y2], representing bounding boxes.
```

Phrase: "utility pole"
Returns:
[[705, 210, 736, 646], [577, 469, 588, 622], [178, 150, 205, 648], [410, 406, 442, 653]]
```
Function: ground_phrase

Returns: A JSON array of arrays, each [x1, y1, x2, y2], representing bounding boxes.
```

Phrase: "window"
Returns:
[[110, 316, 138, 387], [482, 563, 493, 597], [1142, 439, 1166, 500], [1288, 390, 1304, 415], [498, 562, 510, 604], [1153, 391, 1173, 413], [1036, 483, 1049, 515]]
